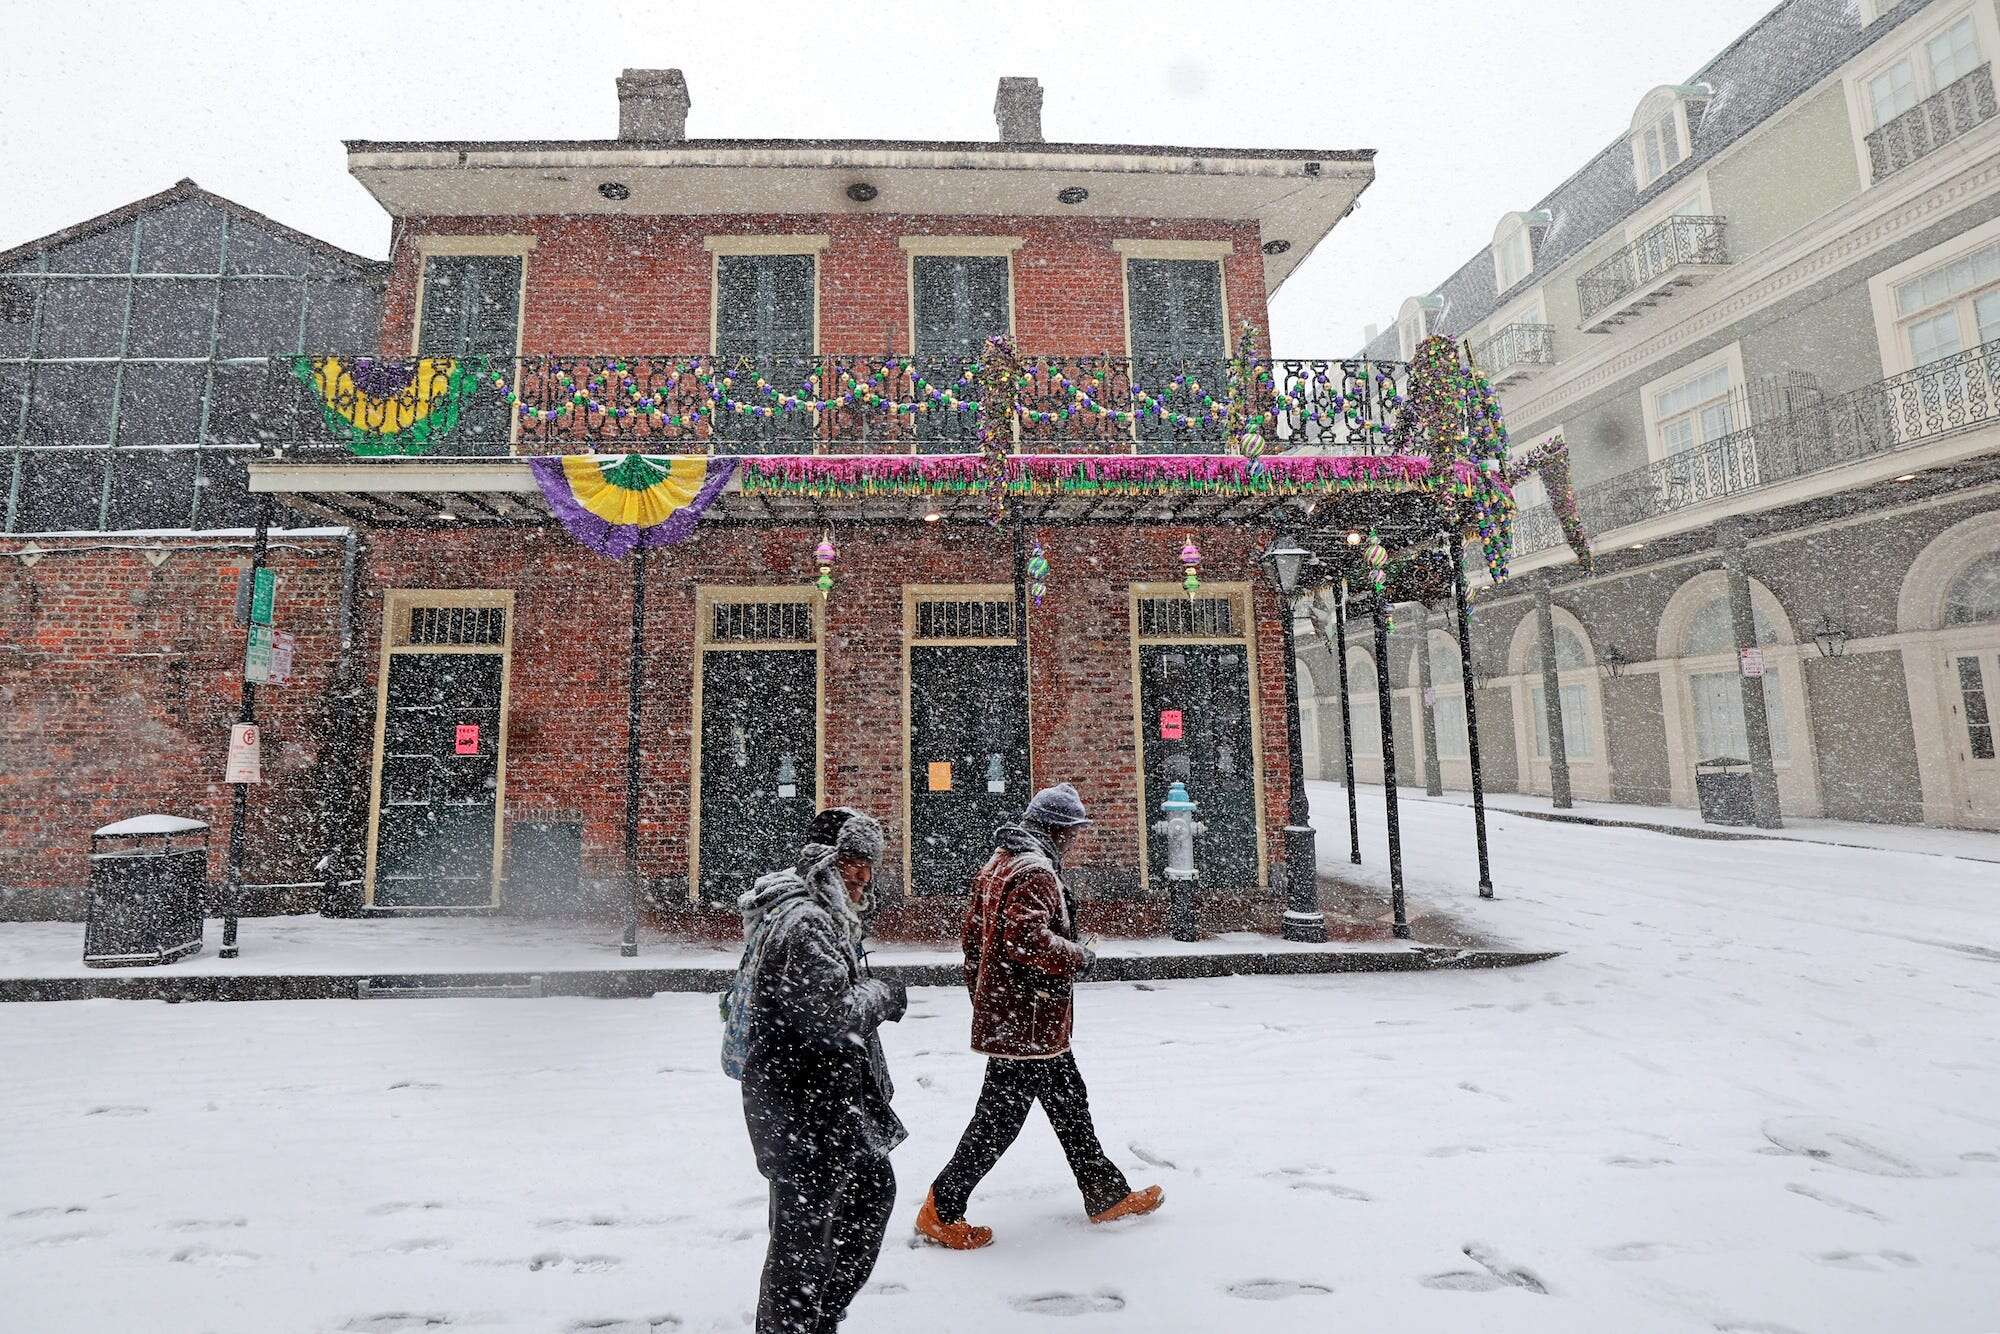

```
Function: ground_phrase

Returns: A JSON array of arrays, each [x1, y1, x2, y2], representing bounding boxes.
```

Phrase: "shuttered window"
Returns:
[[416, 255, 521, 454], [913, 256, 1008, 451], [1127, 259, 1224, 451], [716, 254, 814, 449]]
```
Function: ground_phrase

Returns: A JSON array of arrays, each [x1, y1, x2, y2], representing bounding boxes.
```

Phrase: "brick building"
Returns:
[[4, 71, 1443, 940]]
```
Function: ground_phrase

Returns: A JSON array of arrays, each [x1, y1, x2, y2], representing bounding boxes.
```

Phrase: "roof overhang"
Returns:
[[343, 139, 1375, 296]]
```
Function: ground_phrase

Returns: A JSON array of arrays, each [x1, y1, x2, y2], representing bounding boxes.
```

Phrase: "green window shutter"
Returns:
[[1127, 259, 1225, 452]]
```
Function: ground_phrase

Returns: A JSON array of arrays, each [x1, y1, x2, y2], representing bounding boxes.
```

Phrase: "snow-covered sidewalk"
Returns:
[[2, 793, 1997, 1332]]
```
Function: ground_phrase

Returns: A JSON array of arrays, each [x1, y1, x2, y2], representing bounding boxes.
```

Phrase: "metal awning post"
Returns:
[[1448, 531, 1494, 898], [1328, 583, 1361, 865], [1370, 591, 1409, 940]]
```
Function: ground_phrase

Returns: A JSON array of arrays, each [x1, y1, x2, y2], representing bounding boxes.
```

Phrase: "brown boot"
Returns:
[[1088, 1184, 1164, 1224], [915, 1191, 994, 1250]]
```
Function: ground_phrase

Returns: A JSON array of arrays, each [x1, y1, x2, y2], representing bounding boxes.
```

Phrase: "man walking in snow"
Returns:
[[736, 808, 908, 1334], [914, 783, 1162, 1249]]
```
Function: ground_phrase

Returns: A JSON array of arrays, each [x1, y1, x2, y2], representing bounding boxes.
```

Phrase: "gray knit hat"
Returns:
[[802, 807, 885, 866], [1022, 782, 1092, 829]]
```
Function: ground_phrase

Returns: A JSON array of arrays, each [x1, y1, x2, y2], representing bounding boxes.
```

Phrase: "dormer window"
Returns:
[[1491, 210, 1552, 296], [1396, 294, 1443, 360], [1630, 85, 1711, 190]]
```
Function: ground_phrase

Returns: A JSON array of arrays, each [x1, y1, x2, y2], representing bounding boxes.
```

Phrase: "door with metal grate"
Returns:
[[416, 254, 520, 454], [372, 652, 505, 908], [716, 254, 815, 450], [909, 618, 1028, 895], [913, 255, 1008, 452], [698, 645, 818, 900], [1138, 643, 1259, 889], [1127, 258, 1225, 452]]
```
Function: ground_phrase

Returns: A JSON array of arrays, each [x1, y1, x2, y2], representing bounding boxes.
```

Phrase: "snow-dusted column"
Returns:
[[1535, 583, 1574, 810], [1416, 607, 1444, 797], [1721, 525, 1784, 829]]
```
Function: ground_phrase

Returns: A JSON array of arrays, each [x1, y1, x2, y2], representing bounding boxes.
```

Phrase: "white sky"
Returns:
[[2, 0, 1775, 351]]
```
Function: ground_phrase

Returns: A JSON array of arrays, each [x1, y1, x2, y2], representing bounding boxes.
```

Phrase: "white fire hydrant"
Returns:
[[1152, 780, 1206, 941]]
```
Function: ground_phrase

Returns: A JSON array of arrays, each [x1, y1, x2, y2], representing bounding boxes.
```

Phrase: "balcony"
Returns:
[[1866, 63, 1999, 182], [258, 353, 1413, 457], [1575, 216, 1729, 333], [1512, 338, 2000, 556], [1471, 322, 1556, 388]]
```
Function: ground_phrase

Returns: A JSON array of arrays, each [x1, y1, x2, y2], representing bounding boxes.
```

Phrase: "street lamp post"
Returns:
[[1260, 530, 1325, 944]]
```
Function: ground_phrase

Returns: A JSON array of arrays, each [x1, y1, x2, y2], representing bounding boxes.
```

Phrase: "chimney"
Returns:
[[618, 68, 691, 142], [994, 76, 1044, 143]]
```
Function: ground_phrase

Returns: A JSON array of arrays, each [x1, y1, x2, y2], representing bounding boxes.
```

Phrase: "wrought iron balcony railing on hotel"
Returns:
[[1513, 337, 2000, 555], [1576, 215, 1729, 325], [1471, 322, 1555, 381], [261, 353, 1414, 457], [1866, 63, 1998, 181]]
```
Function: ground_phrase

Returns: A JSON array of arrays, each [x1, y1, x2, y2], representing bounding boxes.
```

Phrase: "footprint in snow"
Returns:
[[171, 1244, 259, 1267], [1712, 1322, 1809, 1334], [1595, 1241, 1670, 1262], [368, 1202, 447, 1216], [568, 1319, 680, 1332], [1128, 1142, 1176, 1170], [7, 1205, 86, 1220], [1226, 1279, 1332, 1301], [867, 1282, 909, 1296], [1456, 1082, 1510, 1102], [18, 1230, 104, 1249], [1604, 1154, 1674, 1169], [1423, 1145, 1488, 1159], [85, 1105, 149, 1117], [1461, 1242, 1548, 1294], [376, 1238, 452, 1255], [1008, 1292, 1126, 1316], [342, 1316, 455, 1332], [513, 1252, 621, 1273], [1814, 1249, 1919, 1271], [1419, 1270, 1508, 1292], [170, 1217, 247, 1232], [1289, 1180, 1373, 1202], [1762, 1117, 1945, 1178], [388, 1081, 442, 1092]]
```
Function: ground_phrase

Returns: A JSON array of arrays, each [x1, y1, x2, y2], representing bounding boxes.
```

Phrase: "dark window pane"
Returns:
[[205, 363, 270, 446], [418, 256, 521, 356], [43, 223, 135, 275], [0, 364, 30, 443], [224, 228, 315, 277], [127, 278, 218, 358], [219, 278, 303, 357], [16, 448, 107, 531], [137, 200, 225, 273], [194, 449, 255, 527], [37, 279, 129, 357], [0, 277, 36, 357], [108, 449, 197, 530], [302, 278, 381, 354], [118, 363, 207, 447], [31, 363, 120, 448]]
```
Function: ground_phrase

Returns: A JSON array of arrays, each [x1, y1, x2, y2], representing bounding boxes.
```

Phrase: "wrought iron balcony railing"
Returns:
[[260, 353, 1413, 457], [1866, 63, 1999, 181], [1576, 216, 1729, 325], [1471, 322, 1555, 380], [1513, 337, 2000, 555]]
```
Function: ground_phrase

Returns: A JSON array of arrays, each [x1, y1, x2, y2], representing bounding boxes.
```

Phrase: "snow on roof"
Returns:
[[94, 814, 209, 838]]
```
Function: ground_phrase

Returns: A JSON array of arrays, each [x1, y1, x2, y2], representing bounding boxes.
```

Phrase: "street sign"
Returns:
[[250, 568, 275, 626], [269, 630, 296, 685], [225, 723, 262, 784], [1159, 709, 1184, 740], [244, 623, 274, 684], [455, 724, 480, 756], [1739, 647, 1766, 678]]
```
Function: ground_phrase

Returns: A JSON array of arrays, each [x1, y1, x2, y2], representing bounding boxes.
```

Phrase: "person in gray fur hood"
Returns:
[[737, 807, 907, 1334]]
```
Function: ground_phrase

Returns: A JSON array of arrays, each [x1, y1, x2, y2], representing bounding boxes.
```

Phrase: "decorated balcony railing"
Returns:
[[263, 353, 1413, 458], [1866, 63, 1998, 181], [1513, 338, 2000, 556], [1575, 215, 1729, 331], [1470, 322, 1555, 387]]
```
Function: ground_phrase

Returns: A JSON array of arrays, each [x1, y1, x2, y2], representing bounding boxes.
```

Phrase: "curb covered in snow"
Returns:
[[0, 946, 1561, 1003]]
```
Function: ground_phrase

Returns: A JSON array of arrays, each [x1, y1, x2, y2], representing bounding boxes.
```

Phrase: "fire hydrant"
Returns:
[[1152, 780, 1206, 942]]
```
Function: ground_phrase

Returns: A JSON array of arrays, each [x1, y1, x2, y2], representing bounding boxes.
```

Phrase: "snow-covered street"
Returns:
[[3, 789, 1998, 1333]]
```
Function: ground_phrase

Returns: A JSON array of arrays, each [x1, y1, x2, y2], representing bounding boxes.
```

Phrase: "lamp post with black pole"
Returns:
[[1259, 528, 1324, 944]]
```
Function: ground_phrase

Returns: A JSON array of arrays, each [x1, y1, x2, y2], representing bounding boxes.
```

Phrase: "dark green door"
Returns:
[[716, 254, 815, 451], [913, 255, 1009, 452], [416, 254, 521, 454], [698, 648, 818, 900], [1127, 258, 1225, 452], [910, 643, 1030, 895], [1138, 643, 1259, 889], [372, 653, 505, 908]]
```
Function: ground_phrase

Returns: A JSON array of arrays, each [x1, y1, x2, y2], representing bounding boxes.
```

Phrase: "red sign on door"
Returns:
[[1159, 709, 1184, 741], [454, 724, 480, 755]]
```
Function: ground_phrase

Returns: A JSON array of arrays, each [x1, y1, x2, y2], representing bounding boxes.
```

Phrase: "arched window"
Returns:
[[1945, 551, 2000, 625], [1529, 623, 1592, 671], [1682, 593, 1787, 762]]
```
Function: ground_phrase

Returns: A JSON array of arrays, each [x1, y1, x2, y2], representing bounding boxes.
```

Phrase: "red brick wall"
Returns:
[[380, 213, 1270, 358], [0, 535, 348, 913]]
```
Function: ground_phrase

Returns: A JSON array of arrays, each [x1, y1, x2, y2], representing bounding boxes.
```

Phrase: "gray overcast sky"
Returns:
[[3, 0, 1775, 351]]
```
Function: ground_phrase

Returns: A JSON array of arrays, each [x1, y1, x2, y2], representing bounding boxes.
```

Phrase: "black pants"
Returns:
[[757, 1149, 896, 1334], [930, 1052, 1131, 1223]]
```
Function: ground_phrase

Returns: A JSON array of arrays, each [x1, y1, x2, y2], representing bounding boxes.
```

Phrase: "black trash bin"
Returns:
[[83, 815, 208, 968], [1694, 759, 1755, 827]]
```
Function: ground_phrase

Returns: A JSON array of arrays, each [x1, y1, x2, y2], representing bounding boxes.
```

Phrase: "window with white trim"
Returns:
[[1636, 109, 1687, 188], [1866, 13, 1981, 129], [1653, 363, 1737, 456], [1494, 224, 1532, 294], [1530, 682, 1595, 759], [1893, 237, 2000, 366]]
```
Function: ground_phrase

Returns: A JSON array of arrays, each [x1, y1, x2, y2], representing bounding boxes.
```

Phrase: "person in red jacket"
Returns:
[[913, 782, 1163, 1250]]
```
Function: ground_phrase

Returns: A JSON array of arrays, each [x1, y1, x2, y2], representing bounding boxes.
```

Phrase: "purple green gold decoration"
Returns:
[[292, 355, 488, 455], [1180, 535, 1203, 598], [526, 454, 738, 559], [1028, 540, 1050, 606], [814, 533, 837, 597]]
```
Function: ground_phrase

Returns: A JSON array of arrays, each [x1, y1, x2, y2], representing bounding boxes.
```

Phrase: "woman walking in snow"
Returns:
[[733, 808, 908, 1334], [914, 782, 1162, 1249]]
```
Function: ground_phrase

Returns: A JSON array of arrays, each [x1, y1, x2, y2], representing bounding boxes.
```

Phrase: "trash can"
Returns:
[[82, 815, 209, 968], [1694, 759, 1755, 827]]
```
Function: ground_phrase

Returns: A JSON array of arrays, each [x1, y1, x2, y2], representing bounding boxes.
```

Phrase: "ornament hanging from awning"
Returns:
[[291, 356, 488, 455], [527, 454, 738, 559]]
